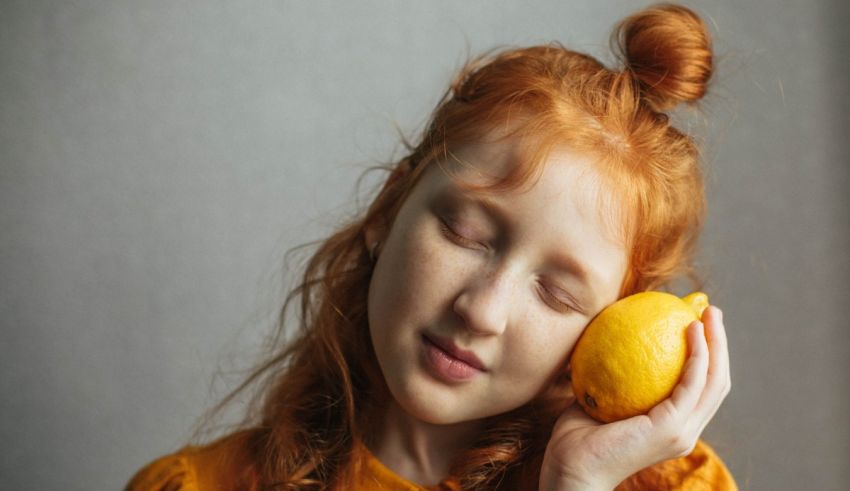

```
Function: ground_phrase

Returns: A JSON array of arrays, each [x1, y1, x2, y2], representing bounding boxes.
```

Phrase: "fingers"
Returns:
[[671, 319, 710, 412], [632, 306, 732, 460], [555, 398, 604, 434], [680, 306, 731, 442], [664, 305, 732, 420], [694, 306, 731, 420], [647, 319, 708, 424]]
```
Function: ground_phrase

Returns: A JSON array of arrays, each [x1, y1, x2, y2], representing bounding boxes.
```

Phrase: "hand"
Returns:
[[539, 306, 731, 491]]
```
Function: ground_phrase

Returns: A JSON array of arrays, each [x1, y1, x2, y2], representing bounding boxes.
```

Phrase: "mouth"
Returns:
[[422, 333, 488, 372]]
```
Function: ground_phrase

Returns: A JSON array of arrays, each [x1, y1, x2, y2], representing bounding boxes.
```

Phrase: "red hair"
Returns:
[[203, 3, 714, 489]]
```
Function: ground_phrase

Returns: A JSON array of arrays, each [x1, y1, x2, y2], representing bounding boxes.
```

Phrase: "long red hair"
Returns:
[[204, 3, 714, 489]]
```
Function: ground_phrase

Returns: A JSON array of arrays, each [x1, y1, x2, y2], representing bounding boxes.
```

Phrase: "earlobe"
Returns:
[[364, 218, 390, 265], [364, 220, 386, 254], [368, 241, 382, 262]]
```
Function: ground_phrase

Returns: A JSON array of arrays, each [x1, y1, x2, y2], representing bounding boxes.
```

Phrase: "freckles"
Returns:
[[382, 228, 448, 307], [407, 223, 468, 273], [401, 232, 442, 278], [516, 323, 575, 370]]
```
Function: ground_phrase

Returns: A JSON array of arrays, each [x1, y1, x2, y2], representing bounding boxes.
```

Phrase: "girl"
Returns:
[[126, 3, 736, 490]]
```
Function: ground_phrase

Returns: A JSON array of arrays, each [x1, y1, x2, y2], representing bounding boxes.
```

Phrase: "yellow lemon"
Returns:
[[569, 291, 709, 423]]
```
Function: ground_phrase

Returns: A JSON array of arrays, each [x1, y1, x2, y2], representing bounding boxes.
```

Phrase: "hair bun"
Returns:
[[614, 3, 713, 111]]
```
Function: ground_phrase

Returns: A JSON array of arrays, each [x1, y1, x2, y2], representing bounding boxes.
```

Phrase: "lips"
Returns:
[[422, 333, 488, 371]]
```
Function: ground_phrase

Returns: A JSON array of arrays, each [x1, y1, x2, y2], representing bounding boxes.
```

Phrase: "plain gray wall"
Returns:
[[1, 1, 847, 489]]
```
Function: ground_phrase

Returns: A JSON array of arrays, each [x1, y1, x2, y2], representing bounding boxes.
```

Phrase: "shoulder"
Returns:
[[617, 439, 738, 491], [124, 430, 260, 491]]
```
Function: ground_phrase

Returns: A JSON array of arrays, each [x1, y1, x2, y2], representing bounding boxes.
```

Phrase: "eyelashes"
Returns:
[[438, 220, 484, 250], [536, 282, 576, 313], [437, 218, 575, 314]]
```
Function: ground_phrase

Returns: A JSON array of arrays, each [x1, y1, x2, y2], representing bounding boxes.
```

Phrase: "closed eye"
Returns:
[[440, 219, 578, 314], [439, 220, 484, 250], [537, 282, 576, 314]]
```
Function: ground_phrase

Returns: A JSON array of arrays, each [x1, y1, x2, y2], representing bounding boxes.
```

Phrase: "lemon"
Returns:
[[569, 291, 709, 423]]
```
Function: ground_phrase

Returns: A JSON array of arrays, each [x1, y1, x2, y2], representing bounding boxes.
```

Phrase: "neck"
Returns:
[[367, 400, 484, 486]]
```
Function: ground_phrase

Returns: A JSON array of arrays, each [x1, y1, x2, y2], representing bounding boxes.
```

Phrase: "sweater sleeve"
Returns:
[[124, 452, 199, 491], [124, 431, 260, 491], [616, 439, 738, 491]]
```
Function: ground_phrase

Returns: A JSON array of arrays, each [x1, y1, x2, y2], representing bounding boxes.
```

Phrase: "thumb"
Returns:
[[555, 399, 603, 433]]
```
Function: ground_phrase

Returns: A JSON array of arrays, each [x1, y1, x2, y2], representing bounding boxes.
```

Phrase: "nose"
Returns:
[[452, 265, 514, 336]]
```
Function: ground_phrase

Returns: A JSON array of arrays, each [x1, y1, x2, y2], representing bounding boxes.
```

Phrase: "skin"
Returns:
[[364, 136, 731, 489], [539, 307, 730, 490]]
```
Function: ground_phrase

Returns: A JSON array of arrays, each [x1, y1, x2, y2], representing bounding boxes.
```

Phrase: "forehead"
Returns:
[[425, 138, 626, 249]]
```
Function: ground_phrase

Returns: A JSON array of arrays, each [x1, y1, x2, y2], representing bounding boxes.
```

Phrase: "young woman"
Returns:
[[126, 3, 736, 490]]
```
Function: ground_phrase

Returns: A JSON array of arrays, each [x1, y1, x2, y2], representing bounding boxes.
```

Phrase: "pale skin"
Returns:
[[364, 136, 731, 490], [539, 308, 731, 490]]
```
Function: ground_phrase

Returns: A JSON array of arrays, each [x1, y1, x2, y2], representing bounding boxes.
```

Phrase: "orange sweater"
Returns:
[[125, 433, 737, 490]]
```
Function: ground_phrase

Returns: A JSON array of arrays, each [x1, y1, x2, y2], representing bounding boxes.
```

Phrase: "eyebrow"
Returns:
[[441, 187, 599, 299]]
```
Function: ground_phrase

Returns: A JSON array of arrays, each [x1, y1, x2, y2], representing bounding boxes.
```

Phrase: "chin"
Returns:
[[388, 380, 476, 425], [405, 403, 470, 425]]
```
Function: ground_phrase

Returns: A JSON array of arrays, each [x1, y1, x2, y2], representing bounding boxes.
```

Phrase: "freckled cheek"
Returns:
[[378, 229, 456, 312], [503, 333, 578, 380], [407, 221, 469, 269]]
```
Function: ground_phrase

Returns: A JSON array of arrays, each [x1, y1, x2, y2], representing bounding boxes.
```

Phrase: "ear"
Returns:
[[364, 217, 387, 252], [363, 162, 415, 252]]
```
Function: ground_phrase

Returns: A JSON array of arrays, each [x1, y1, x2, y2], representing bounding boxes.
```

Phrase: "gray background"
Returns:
[[2, 1, 847, 489]]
